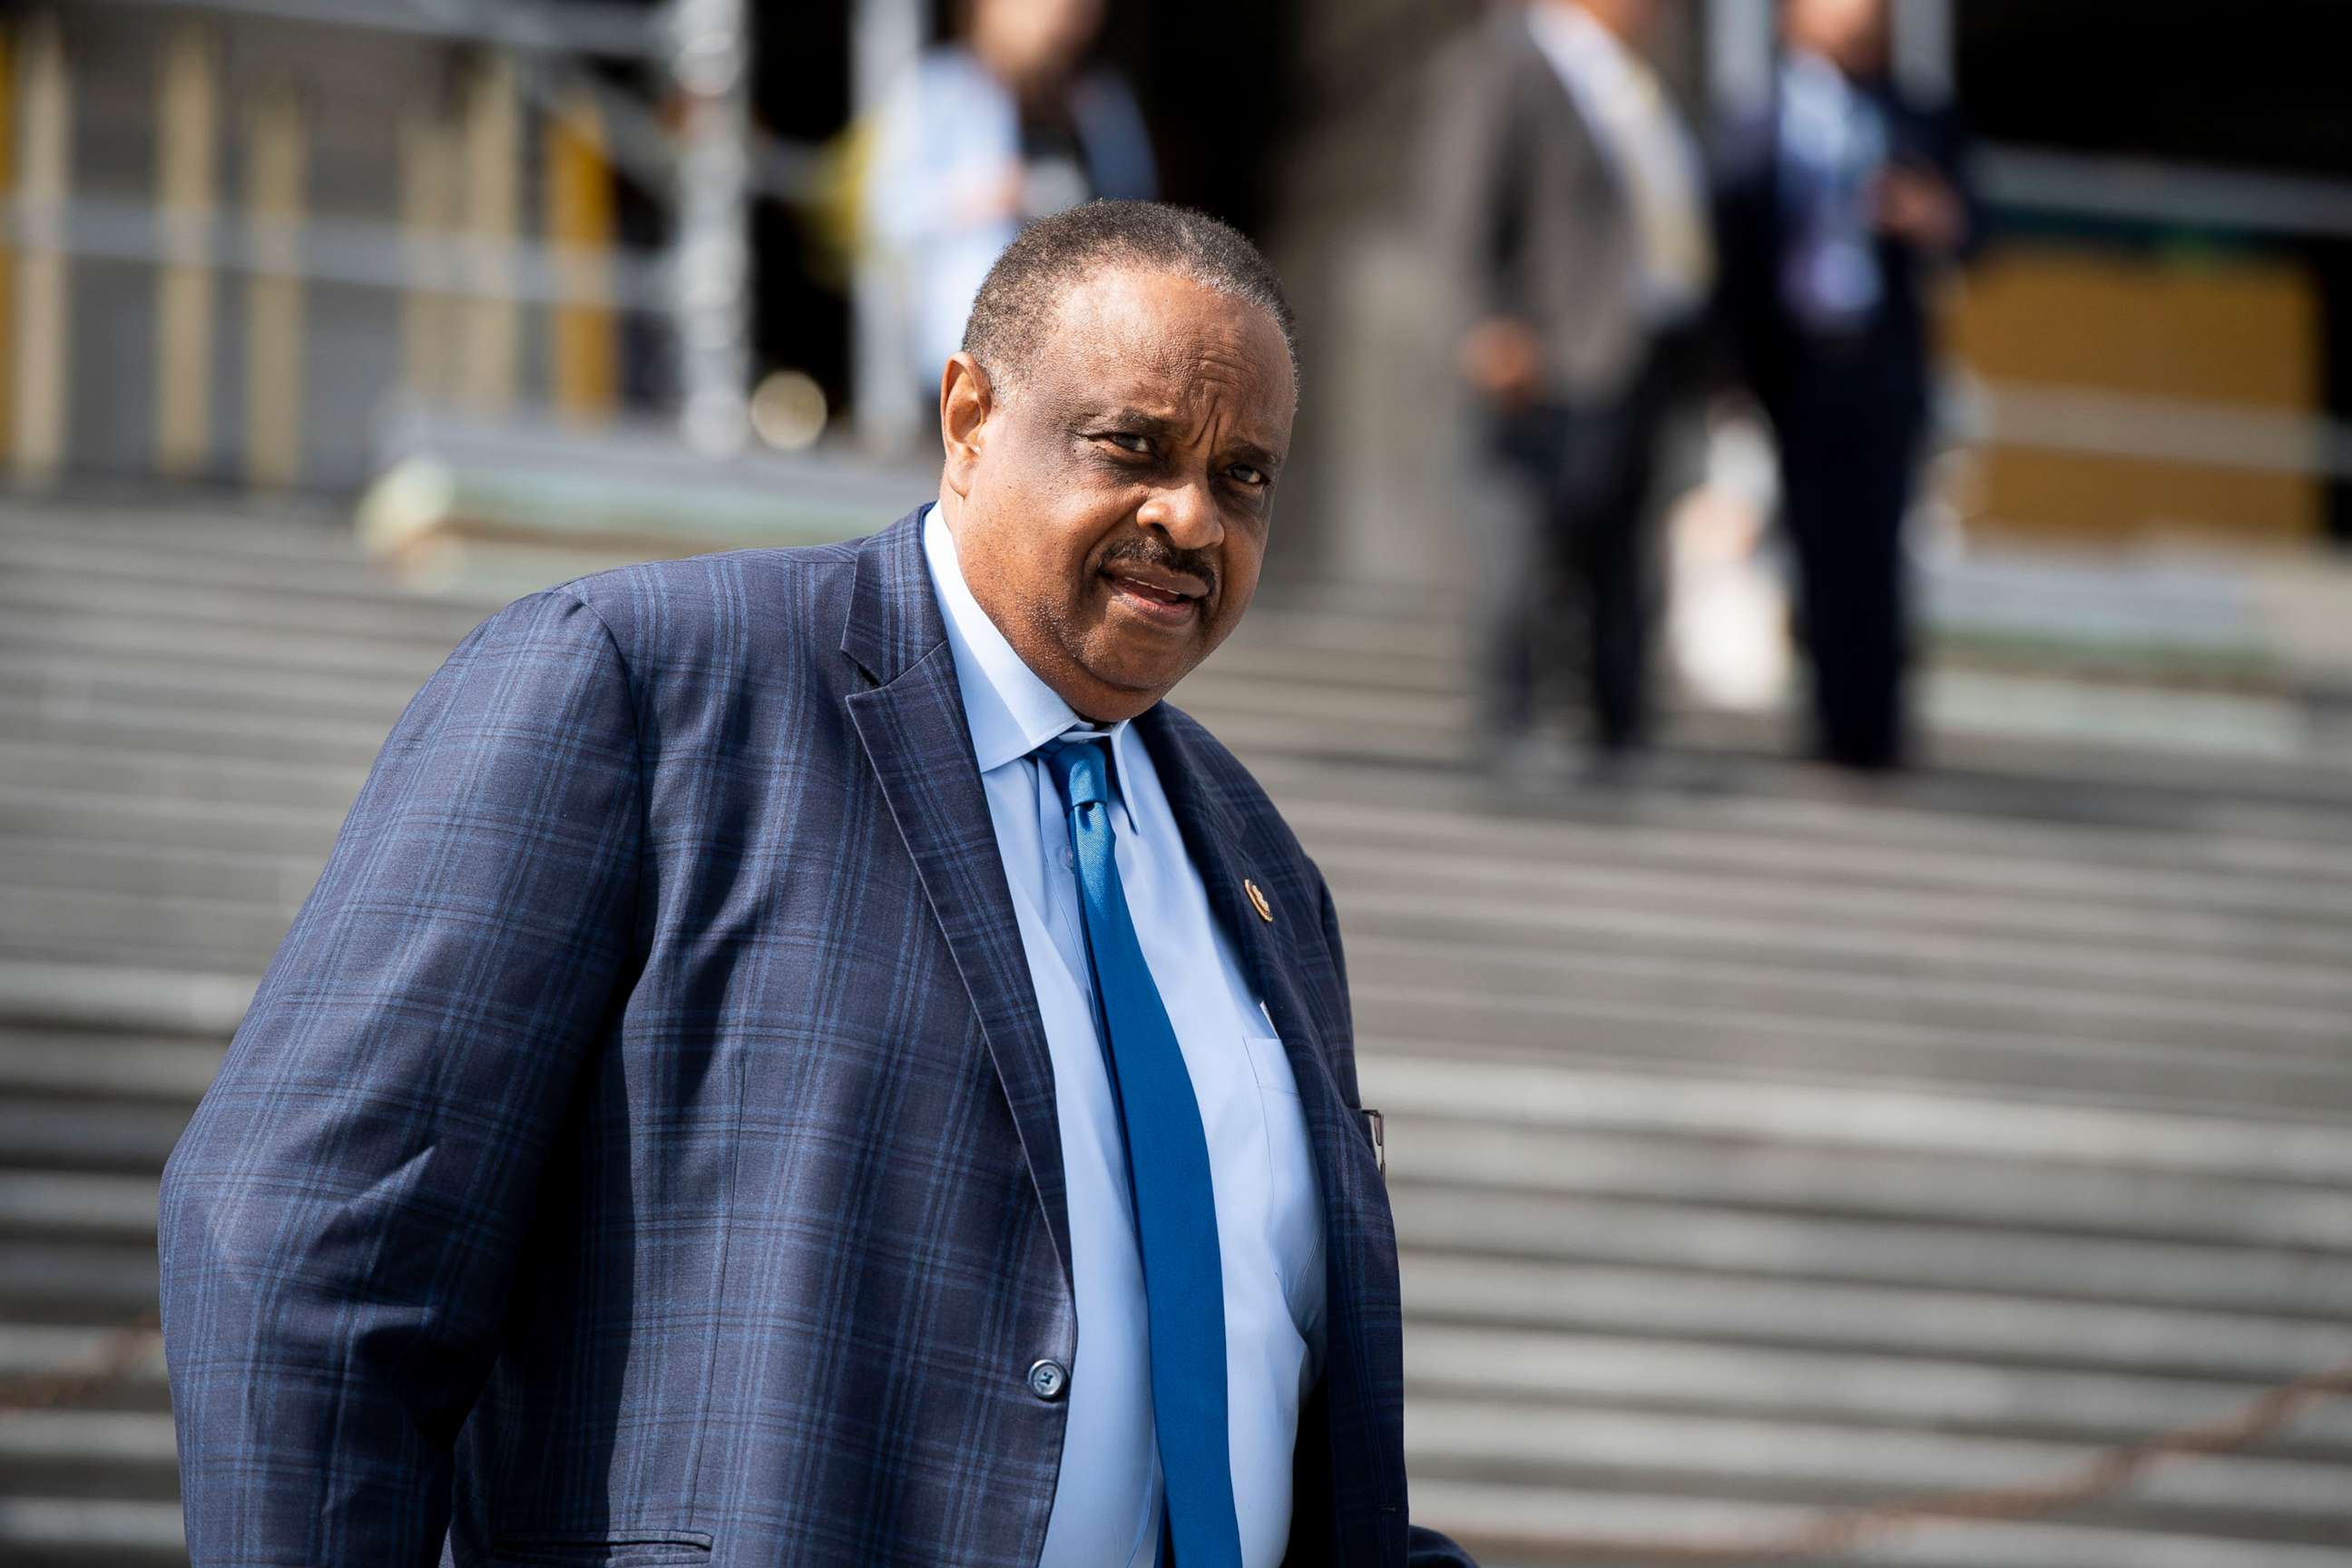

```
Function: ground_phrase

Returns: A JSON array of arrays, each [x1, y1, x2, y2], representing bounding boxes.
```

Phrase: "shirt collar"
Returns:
[[920, 502, 1145, 789]]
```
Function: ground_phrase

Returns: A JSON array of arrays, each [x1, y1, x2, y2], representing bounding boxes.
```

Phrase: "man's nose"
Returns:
[[1135, 478, 1222, 550]]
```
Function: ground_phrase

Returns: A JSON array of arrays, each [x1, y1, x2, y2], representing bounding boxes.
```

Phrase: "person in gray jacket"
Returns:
[[1425, 0, 1711, 772]]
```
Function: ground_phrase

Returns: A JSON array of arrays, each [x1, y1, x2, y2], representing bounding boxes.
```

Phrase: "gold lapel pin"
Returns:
[[1244, 878, 1273, 924]]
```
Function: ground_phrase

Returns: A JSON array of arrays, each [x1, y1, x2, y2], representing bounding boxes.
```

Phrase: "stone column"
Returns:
[[546, 84, 617, 423], [11, 10, 70, 483], [399, 103, 458, 406], [154, 21, 219, 476], [242, 78, 307, 488]]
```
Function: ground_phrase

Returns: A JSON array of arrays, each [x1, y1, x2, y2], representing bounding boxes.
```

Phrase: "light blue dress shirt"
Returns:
[[920, 505, 1326, 1568]]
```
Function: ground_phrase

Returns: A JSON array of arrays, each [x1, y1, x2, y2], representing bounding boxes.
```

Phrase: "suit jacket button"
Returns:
[[1025, 1358, 1069, 1401]]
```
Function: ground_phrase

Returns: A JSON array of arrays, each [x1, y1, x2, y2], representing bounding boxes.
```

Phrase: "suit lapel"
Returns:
[[1136, 707, 1408, 1558], [842, 511, 1073, 1289], [1133, 708, 1365, 1163]]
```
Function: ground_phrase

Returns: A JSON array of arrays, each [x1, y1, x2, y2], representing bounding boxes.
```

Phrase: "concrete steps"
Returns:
[[4, 498, 2350, 1565]]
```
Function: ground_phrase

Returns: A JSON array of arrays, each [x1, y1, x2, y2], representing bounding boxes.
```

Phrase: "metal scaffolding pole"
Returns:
[[1703, 0, 1774, 114], [668, 0, 750, 455], [1892, 0, 1954, 104], [850, 0, 920, 454]]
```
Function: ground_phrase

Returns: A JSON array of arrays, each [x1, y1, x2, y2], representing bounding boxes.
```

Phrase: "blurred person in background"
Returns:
[[1711, 0, 1974, 773], [867, 0, 1157, 413], [1425, 0, 1713, 780]]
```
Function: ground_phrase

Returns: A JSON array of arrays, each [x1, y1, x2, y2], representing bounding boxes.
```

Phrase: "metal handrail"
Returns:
[[0, 192, 672, 309]]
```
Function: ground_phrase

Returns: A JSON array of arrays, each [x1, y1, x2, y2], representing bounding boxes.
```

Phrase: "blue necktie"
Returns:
[[1043, 736, 1242, 1568]]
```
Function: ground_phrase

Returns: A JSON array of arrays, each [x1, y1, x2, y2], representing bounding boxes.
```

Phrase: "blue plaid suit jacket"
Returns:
[[160, 508, 1474, 1568]]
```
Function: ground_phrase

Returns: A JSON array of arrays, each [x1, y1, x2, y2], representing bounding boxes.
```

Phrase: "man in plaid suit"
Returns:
[[161, 202, 1475, 1568]]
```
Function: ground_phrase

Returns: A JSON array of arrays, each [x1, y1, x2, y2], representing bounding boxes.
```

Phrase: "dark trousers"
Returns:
[[1774, 354, 1925, 771], [1479, 368, 1666, 753]]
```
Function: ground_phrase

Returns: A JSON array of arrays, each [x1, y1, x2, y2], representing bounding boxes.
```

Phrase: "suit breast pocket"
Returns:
[[1241, 1032, 1324, 1329], [1243, 1033, 1300, 1098]]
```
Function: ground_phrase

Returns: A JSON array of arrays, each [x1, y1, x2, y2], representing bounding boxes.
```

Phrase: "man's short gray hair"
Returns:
[[960, 200, 1299, 395]]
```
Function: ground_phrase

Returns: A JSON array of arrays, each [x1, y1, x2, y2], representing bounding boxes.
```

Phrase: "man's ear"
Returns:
[[939, 353, 996, 500]]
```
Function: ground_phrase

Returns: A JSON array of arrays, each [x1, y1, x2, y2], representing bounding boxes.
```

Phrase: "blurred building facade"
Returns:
[[1, 0, 2345, 564]]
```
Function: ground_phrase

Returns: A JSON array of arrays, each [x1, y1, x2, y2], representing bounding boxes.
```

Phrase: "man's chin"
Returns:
[[1068, 644, 1197, 715]]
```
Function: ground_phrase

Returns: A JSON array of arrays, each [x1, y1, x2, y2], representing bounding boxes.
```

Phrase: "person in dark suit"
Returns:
[[1712, 0, 1975, 772], [1424, 0, 1713, 772], [158, 201, 1475, 1568]]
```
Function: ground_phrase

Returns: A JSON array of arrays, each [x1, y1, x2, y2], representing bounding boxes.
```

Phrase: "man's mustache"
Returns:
[[1100, 536, 1217, 599]]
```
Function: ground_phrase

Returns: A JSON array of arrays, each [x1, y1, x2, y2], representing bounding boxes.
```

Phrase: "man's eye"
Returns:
[[1229, 465, 1269, 487], [1102, 432, 1152, 456]]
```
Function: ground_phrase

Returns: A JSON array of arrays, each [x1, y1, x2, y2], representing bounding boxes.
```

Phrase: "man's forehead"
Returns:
[[1037, 266, 1294, 405]]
